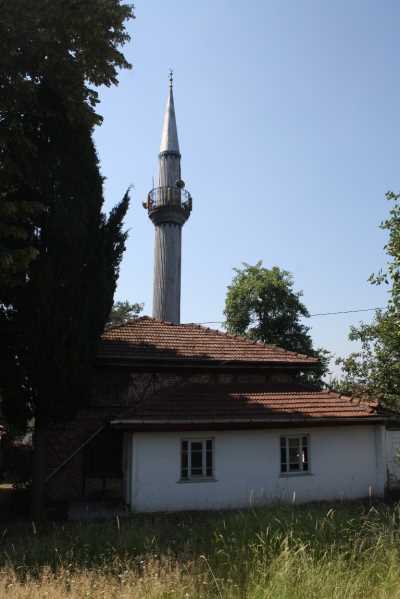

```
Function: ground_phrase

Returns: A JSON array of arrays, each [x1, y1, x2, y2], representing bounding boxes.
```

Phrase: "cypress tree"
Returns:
[[2, 86, 129, 518], [0, 0, 134, 518]]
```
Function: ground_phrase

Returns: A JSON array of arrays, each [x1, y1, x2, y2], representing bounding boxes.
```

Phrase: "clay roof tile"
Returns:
[[113, 382, 383, 424], [99, 317, 319, 366]]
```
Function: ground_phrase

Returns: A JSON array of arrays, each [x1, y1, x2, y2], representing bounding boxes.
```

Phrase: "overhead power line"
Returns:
[[193, 306, 385, 326], [309, 307, 384, 317]]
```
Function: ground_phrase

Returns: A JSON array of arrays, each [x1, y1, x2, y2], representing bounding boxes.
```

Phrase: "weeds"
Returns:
[[1, 502, 400, 597]]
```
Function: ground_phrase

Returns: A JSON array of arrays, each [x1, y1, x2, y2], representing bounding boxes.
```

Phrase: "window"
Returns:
[[181, 439, 214, 480], [280, 436, 309, 474]]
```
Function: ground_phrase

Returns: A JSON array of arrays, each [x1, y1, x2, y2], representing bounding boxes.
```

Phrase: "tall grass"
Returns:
[[1, 502, 400, 597]]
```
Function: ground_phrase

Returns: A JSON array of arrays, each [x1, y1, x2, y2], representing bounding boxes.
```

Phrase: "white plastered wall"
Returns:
[[126, 425, 386, 512]]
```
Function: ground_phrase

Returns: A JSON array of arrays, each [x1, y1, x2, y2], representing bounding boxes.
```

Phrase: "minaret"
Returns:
[[143, 72, 192, 324]]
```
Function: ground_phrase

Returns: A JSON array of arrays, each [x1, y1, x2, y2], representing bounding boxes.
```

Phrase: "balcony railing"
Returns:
[[144, 186, 192, 212]]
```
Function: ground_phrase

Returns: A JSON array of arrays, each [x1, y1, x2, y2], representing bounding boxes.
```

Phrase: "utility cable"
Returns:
[[192, 306, 385, 326]]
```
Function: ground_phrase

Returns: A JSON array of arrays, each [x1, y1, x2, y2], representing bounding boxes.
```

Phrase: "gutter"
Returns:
[[96, 360, 318, 370], [111, 416, 386, 426]]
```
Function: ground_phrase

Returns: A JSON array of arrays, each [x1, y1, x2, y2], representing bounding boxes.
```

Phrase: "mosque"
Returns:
[[45, 77, 393, 514]]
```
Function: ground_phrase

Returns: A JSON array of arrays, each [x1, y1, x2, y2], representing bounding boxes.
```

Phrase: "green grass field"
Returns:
[[1, 501, 400, 598]]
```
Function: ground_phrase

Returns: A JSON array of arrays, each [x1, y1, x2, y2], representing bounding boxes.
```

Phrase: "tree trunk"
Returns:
[[31, 422, 47, 521]]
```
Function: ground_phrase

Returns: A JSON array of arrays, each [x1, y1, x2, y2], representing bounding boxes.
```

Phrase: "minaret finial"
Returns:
[[169, 68, 173, 88]]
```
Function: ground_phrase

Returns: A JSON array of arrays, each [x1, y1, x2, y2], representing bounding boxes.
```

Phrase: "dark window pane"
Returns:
[[302, 437, 308, 447], [191, 467, 203, 475], [181, 442, 188, 478], [289, 439, 300, 470], [302, 462, 308, 472], [280, 438, 288, 473], [191, 449, 203, 461], [206, 440, 213, 451], [288, 438, 301, 471], [206, 449, 213, 477], [191, 448, 203, 473], [191, 442, 202, 452], [181, 452, 188, 467]]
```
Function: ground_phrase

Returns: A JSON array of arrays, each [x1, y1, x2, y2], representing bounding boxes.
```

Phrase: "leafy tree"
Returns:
[[0, 200, 41, 289], [224, 262, 330, 386], [0, 0, 134, 518], [0, 0, 134, 293], [108, 300, 144, 327], [326, 375, 359, 397], [337, 192, 400, 406]]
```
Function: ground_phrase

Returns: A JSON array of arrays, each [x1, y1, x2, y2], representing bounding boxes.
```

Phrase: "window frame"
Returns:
[[280, 434, 311, 476], [180, 438, 215, 482]]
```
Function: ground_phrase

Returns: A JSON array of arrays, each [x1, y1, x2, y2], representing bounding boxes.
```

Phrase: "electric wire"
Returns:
[[193, 306, 385, 326]]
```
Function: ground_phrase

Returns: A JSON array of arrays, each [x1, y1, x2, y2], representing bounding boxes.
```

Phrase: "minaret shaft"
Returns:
[[144, 76, 192, 325], [153, 223, 182, 323]]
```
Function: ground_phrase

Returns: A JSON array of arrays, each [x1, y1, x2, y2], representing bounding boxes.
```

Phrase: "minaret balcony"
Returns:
[[143, 186, 192, 226]]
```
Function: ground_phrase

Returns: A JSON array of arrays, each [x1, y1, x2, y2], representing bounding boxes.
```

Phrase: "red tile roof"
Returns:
[[99, 317, 318, 367], [112, 382, 383, 426]]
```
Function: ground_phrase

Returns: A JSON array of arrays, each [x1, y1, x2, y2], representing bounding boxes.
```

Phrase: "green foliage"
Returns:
[[327, 376, 359, 397], [0, 200, 41, 288], [1, 503, 400, 597], [1, 122, 130, 427], [0, 0, 134, 127], [0, 0, 134, 419], [338, 192, 400, 406], [224, 262, 330, 385], [0, 0, 134, 290], [108, 300, 144, 327]]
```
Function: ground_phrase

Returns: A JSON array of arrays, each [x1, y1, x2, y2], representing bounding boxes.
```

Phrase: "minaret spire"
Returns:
[[143, 74, 192, 324], [159, 71, 179, 155]]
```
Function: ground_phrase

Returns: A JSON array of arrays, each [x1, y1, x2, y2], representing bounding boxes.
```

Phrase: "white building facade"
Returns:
[[123, 424, 387, 512]]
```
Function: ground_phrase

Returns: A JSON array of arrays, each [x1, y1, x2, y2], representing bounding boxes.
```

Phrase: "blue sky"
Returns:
[[94, 1, 399, 375]]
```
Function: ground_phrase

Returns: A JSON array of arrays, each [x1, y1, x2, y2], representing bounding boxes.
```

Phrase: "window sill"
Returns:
[[177, 477, 217, 484], [280, 472, 313, 478]]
